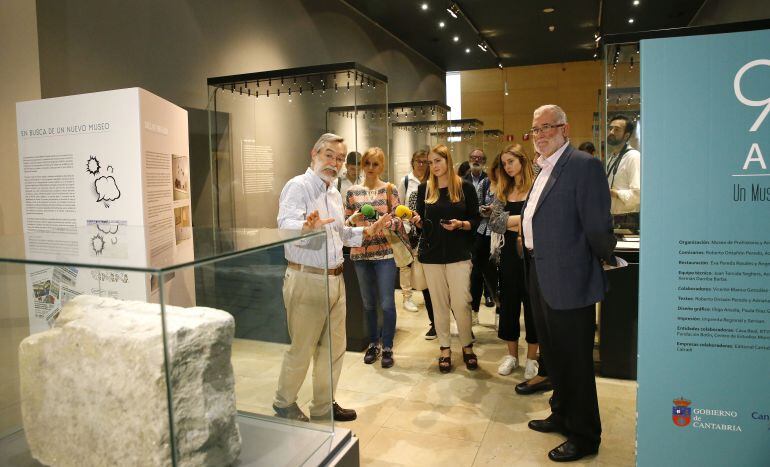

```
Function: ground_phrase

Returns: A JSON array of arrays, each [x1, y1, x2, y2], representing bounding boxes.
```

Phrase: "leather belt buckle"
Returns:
[[288, 262, 344, 276]]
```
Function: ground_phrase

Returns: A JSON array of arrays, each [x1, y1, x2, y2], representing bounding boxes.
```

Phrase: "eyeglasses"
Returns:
[[414, 160, 427, 166], [321, 152, 346, 164], [528, 123, 565, 135]]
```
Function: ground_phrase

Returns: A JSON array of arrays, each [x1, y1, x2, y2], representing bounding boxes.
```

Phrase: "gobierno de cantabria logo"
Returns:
[[672, 397, 692, 427], [672, 397, 743, 432]]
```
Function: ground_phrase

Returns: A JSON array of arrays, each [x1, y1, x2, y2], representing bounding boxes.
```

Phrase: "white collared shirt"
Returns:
[[606, 147, 641, 214], [278, 168, 364, 269], [337, 173, 362, 204], [522, 140, 570, 249]]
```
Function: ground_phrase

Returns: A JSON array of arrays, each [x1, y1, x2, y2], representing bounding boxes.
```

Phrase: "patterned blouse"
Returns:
[[345, 184, 402, 261]]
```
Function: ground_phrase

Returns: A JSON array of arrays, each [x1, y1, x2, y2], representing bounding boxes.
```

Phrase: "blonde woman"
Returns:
[[411, 144, 480, 373], [487, 145, 541, 380], [345, 147, 402, 368]]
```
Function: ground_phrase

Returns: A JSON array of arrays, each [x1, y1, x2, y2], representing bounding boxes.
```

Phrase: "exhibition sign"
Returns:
[[638, 29, 770, 465], [16, 88, 195, 333]]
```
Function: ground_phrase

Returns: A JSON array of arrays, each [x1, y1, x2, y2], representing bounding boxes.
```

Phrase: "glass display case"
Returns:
[[604, 42, 642, 234], [482, 129, 504, 157], [604, 43, 641, 156], [207, 63, 388, 231], [430, 118, 484, 166], [389, 100, 450, 183], [0, 227, 357, 467]]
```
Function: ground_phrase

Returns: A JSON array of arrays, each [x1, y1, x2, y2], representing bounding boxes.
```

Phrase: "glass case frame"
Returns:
[[388, 100, 450, 183], [0, 227, 355, 467], [207, 62, 388, 231]]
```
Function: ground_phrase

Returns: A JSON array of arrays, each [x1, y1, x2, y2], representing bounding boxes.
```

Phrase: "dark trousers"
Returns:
[[527, 255, 601, 449], [498, 240, 536, 343], [470, 234, 497, 311], [424, 288, 434, 326]]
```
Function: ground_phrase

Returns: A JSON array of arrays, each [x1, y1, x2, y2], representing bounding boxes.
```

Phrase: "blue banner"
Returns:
[[638, 29, 770, 466]]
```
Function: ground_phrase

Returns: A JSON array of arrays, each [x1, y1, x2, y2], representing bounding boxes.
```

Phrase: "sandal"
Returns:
[[438, 346, 452, 373], [462, 345, 478, 370]]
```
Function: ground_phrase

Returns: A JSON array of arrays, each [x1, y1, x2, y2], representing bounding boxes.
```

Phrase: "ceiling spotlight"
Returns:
[[543, 7, 555, 13], [628, 18, 635, 24], [447, 2, 460, 18], [498, 62, 503, 69], [548, 25, 556, 32], [453, 35, 459, 42], [439, 21, 445, 28], [633, 0, 640, 5], [477, 40, 488, 52], [465, 47, 471, 53], [421, 3, 428, 11]]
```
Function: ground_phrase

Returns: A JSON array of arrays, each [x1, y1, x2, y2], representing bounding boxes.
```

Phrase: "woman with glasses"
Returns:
[[411, 144, 480, 373], [487, 145, 541, 380], [396, 149, 436, 338], [345, 147, 403, 368]]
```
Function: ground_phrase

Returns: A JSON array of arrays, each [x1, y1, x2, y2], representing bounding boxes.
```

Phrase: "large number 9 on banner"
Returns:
[[734, 59, 770, 132]]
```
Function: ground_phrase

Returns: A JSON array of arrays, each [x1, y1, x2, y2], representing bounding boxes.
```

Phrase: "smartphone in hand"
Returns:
[[439, 219, 453, 225]]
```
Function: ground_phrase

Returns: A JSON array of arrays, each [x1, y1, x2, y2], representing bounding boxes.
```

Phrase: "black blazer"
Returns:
[[522, 145, 616, 310]]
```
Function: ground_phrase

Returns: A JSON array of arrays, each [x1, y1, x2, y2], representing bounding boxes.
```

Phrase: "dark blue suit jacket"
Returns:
[[522, 145, 616, 310]]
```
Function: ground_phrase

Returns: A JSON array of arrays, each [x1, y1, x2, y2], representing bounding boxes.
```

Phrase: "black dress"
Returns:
[[497, 200, 537, 343]]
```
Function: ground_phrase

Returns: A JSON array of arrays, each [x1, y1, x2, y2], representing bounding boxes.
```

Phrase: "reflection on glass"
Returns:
[[0, 228, 346, 466], [604, 43, 642, 234]]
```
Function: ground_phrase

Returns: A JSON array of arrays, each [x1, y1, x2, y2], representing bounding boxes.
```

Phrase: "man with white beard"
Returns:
[[464, 148, 496, 317], [463, 148, 488, 191], [274, 133, 391, 422]]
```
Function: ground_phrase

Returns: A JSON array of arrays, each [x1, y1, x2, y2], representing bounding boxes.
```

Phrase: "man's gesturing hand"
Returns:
[[302, 210, 334, 231]]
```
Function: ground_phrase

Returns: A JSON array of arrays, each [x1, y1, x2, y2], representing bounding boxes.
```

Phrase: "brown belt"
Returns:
[[287, 261, 344, 276]]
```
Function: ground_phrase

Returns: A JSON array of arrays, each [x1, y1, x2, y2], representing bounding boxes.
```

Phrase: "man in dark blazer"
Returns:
[[521, 104, 616, 462]]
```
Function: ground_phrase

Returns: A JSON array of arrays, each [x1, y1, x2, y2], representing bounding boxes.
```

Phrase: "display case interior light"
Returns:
[[213, 66, 381, 101]]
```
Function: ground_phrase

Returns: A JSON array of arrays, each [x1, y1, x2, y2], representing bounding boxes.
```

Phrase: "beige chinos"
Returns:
[[422, 260, 473, 348], [274, 268, 346, 417]]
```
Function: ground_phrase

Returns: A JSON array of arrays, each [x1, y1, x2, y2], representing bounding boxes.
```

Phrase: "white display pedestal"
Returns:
[[16, 88, 195, 333]]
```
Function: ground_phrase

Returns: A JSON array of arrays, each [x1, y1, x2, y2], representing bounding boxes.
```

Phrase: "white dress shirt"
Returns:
[[522, 140, 570, 249], [278, 168, 364, 269], [396, 171, 422, 234], [337, 172, 362, 204], [606, 146, 641, 214]]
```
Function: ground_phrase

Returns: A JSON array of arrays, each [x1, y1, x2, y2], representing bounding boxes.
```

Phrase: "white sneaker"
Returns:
[[472, 311, 479, 325], [403, 297, 419, 312], [497, 355, 518, 375], [524, 358, 539, 380]]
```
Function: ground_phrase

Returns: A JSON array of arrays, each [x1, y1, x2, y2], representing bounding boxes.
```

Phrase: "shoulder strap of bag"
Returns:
[[386, 183, 393, 212]]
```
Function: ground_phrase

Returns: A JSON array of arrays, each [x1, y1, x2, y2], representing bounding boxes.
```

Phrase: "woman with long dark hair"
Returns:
[[487, 144, 540, 379]]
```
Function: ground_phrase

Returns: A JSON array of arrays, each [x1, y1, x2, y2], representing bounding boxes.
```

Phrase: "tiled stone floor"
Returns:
[[231, 292, 637, 466]]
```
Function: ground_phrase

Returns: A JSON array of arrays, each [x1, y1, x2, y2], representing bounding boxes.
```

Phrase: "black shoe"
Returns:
[[424, 326, 437, 340], [364, 344, 380, 364], [515, 377, 553, 395], [381, 348, 394, 368], [548, 440, 598, 462], [528, 417, 568, 436], [311, 401, 358, 422], [273, 403, 309, 422], [484, 297, 495, 308]]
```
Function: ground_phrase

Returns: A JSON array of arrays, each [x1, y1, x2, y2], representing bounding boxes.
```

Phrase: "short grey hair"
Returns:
[[533, 105, 567, 125], [312, 133, 345, 154]]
